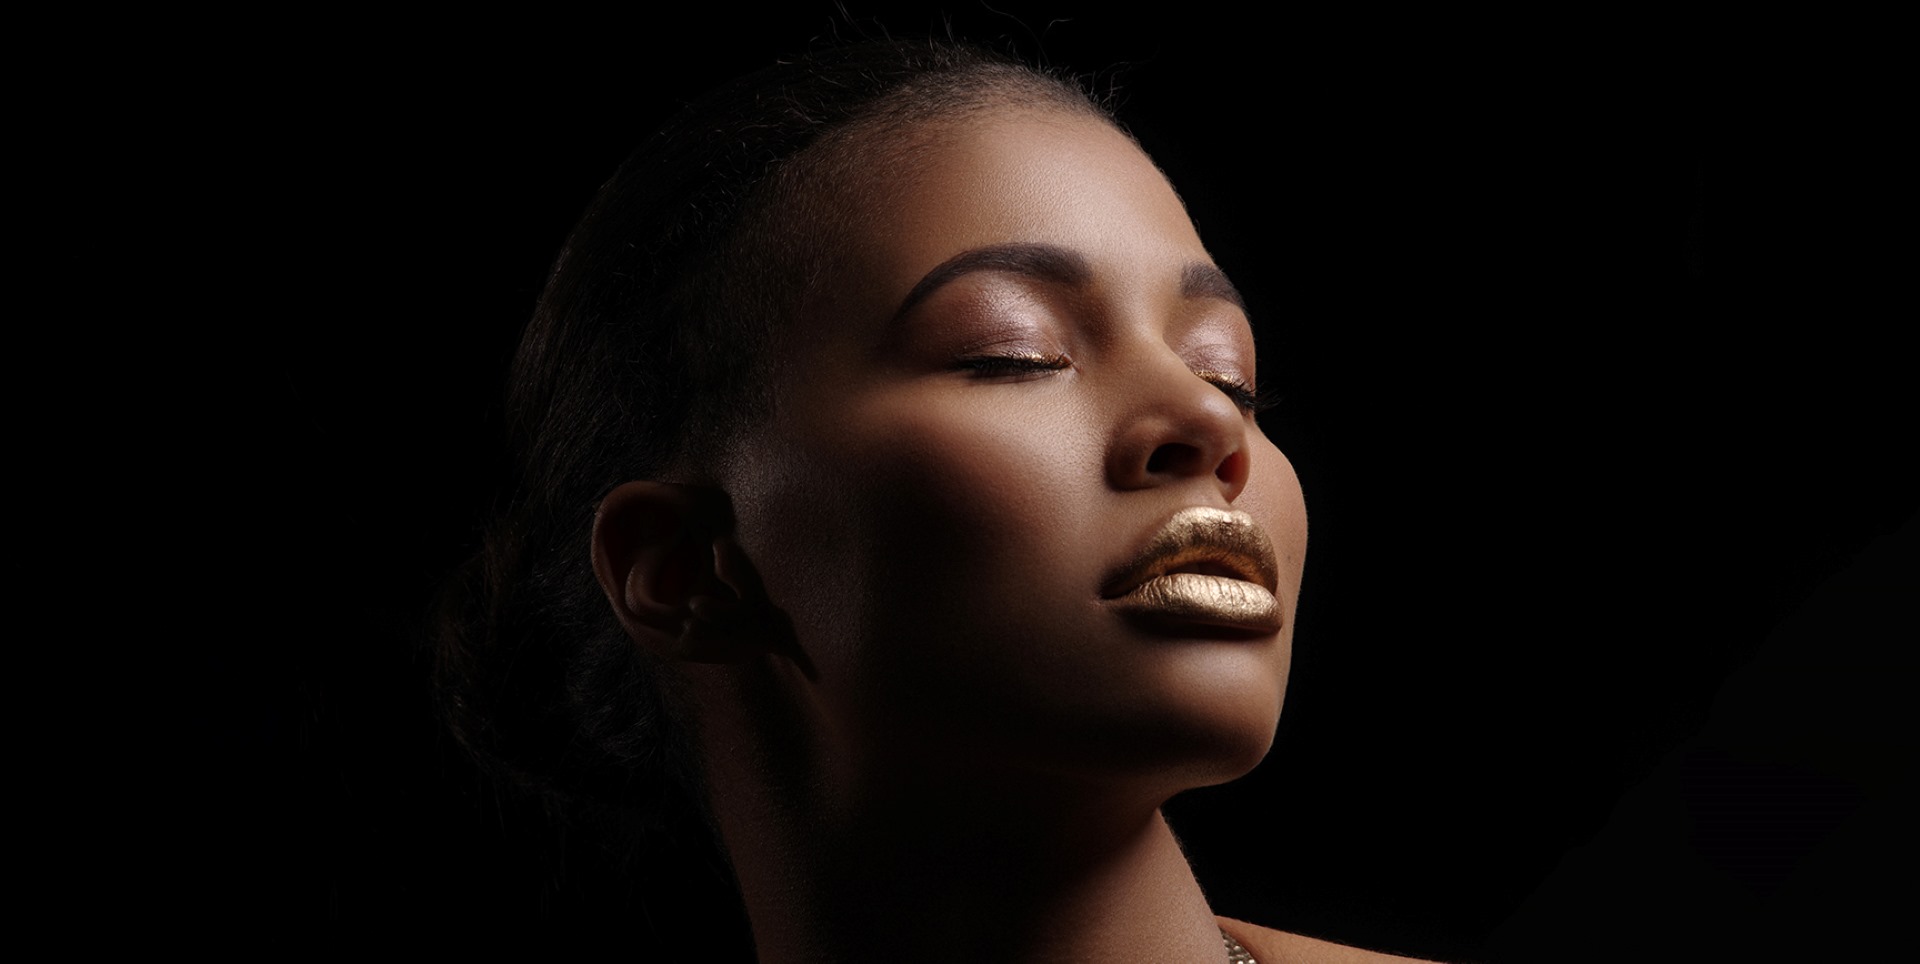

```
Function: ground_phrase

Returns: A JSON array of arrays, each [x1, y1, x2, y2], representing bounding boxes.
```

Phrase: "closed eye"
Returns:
[[1194, 370, 1270, 414], [955, 352, 1074, 377]]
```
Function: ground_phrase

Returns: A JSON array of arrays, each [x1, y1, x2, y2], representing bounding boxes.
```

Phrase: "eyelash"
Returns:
[[959, 355, 1270, 415], [1193, 370, 1267, 414], [955, 352, 1074, 376]]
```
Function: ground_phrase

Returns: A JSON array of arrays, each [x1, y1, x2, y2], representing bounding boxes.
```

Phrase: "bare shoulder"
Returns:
[[1217, 916, 1448, 964]]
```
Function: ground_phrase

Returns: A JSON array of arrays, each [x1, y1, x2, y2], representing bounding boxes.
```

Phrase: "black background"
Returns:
[[114, 4, 1913, 959]]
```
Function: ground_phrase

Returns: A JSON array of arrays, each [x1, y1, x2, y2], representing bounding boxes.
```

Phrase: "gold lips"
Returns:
[[1103, 507, 1283, 632]]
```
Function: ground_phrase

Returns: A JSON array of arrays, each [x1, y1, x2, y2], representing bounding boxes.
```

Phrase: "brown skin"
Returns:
[[595, 108, 1429, 963]]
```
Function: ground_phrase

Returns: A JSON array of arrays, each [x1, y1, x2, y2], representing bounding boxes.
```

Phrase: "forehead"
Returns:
[[804, 107, 1212, 332]]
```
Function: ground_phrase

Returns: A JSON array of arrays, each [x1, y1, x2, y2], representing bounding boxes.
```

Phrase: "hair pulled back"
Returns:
[[433, 40, 1110, 828]]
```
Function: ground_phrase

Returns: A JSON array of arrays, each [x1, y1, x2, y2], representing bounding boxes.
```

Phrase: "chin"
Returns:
[[1163, 653, 1289, 794], [1043, 657, 1289, 801], [1166, 693, 1285, 792]]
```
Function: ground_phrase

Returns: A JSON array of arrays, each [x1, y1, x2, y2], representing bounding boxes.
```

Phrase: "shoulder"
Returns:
[[1216, 916, 1448, 964]]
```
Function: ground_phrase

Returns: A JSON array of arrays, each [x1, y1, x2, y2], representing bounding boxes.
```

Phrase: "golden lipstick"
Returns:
[[1102, 507, 1283, 633]]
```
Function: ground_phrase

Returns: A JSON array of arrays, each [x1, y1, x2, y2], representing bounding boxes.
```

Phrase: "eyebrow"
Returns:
[[892, 243, 1092, 321], [1180, 261, 1246, 313], [890, 241, 1247, 321]]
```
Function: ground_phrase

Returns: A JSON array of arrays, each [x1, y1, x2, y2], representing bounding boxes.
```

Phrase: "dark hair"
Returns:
[[433, 40, 1111, 836]]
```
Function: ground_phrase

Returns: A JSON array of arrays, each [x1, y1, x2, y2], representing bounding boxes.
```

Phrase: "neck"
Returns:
[[730, 789, 1225, 964], [690, 667, 1232, 964]]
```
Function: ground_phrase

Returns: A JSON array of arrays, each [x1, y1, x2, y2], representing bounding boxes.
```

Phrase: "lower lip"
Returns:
[[1108, 574, 1283, 634]]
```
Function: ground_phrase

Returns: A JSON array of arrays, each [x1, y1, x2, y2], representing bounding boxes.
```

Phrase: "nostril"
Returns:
[[1145, 442, 1200, 476], [1216, 448, 1249, 489]]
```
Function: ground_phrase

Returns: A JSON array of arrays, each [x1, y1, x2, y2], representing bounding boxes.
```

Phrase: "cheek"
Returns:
[[843, 390, 1107, 625], [734, 387, 1105, 660], [824, 392, 1137, 721]]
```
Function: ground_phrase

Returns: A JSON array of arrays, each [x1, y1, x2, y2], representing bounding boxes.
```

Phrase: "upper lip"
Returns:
[[1099, 506, 1279, 599]]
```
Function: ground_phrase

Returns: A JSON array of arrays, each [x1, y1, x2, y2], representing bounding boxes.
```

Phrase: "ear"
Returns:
[[591, 481, 765, 664]]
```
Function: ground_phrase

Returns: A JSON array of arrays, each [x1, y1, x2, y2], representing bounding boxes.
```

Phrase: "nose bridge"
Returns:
[[1104, 338, 1251, 501]]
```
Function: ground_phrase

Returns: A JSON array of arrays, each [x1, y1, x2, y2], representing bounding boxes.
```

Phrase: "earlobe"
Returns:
[[591, 481, 766, 663]]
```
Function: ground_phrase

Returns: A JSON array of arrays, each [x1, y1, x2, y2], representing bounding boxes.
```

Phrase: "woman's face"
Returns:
[[720, 106, 1308, 795]]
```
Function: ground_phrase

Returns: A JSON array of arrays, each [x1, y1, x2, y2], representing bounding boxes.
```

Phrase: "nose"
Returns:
[[1105, 354, 1252, 503]]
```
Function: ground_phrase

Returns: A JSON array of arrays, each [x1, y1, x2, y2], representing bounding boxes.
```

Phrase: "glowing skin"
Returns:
[[718, 106, 1310, 795], [639, 101, 1432, 964]]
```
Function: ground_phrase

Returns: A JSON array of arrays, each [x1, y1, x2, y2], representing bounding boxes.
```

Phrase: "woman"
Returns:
[[437, 40, 1436, 963]]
